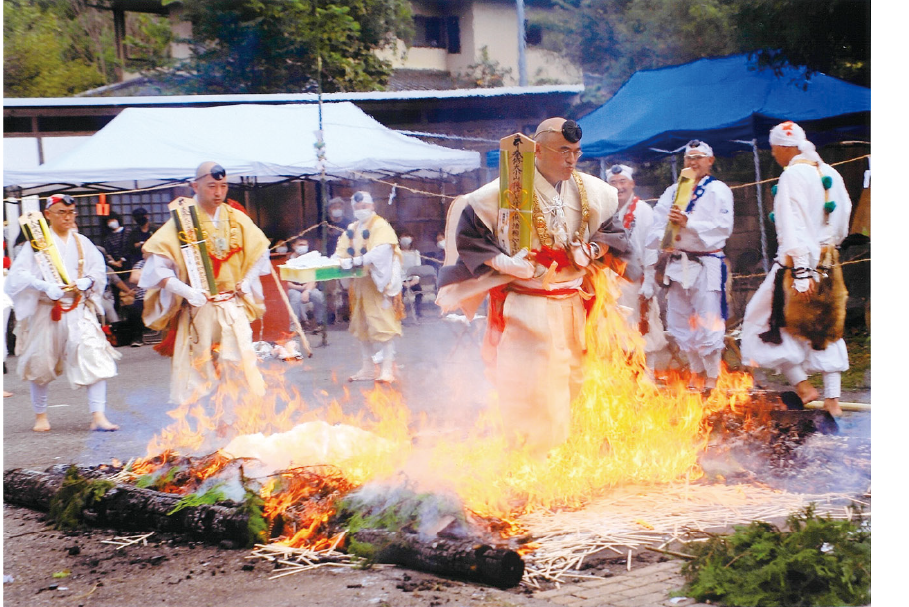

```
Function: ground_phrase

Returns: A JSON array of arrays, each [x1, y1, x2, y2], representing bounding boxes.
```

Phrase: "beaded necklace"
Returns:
[[768, 159, 837, 224], [345, 217, 372, 256], [200, 205, 242, 278], [531, 170, 590, 249]]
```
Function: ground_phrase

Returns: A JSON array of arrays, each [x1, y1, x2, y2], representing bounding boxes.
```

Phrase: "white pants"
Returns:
[[741, 263, 848, 398], [665, 276, 725, 379]]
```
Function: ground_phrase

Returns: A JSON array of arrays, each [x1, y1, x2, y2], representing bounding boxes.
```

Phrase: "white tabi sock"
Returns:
[[823, 373, 842, 400], [30, 382, 49, 414], [86, 381, 107, 413]]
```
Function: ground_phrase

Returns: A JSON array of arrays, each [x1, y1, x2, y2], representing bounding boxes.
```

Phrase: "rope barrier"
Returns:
[[2, 151, 869, 206]]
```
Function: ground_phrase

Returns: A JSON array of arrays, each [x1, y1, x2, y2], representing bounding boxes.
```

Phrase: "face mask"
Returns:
[[108, 220, 120, 230], [294, 245, 309, 255], [330, 209, 344, 220], [354, 208, 374, 222], [438, 239, 446, 250], [275, 245, 289, 254], [400, 237, 412, 247]]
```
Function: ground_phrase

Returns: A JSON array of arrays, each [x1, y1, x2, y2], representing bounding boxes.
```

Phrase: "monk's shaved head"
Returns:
[[194, 161, 226, 181], [534, 118, 568, 144]]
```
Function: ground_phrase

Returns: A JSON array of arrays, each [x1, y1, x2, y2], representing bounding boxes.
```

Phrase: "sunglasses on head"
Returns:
[[609, 165, 625, 174]]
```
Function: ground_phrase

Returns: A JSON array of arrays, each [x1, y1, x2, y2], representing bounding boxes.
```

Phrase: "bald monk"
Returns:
[[436, 118, 624, 456], [138, 162, 271, 405]]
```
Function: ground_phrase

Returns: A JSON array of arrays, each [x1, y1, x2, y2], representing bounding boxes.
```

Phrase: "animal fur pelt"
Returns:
[[782, 246, 849, 350]]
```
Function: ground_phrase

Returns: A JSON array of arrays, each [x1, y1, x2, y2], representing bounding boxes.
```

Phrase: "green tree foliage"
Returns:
[[455, 46, 513, 88], [3, 0, 105, 96], [170, 0, 413, 94], [4, 0, 173, 97], [536, 0, 868, 106], [733, 0, 870, 87], [538, 0, 739, 104]]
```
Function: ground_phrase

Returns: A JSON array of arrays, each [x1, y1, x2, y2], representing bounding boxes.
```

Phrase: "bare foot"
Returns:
[[33, 414, 50, 432], [823, 397, 843, 417], [348, 366, 376, 382], [376, 371, 396, 384], [90, 412, 120, 432], [795, 380, 820, 405]]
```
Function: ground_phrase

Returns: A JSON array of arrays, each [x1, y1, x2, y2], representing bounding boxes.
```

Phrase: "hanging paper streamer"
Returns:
[[388, 184, 397, 206]]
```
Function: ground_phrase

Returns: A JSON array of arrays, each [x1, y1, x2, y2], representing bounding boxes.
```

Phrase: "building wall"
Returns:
[[382, 0, 582, 85]]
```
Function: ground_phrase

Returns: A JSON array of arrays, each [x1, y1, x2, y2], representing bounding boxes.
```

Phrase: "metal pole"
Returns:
[[516, 0, 527, 86], [751, 139, 770, 272]]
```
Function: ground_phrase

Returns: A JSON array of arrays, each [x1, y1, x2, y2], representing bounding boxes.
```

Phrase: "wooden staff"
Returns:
[[268, 263, 312, 357]]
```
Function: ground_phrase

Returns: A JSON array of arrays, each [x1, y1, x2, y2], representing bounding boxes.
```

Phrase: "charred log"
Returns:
[[3, 467, 251, 545], [352, 528, 524, 588]]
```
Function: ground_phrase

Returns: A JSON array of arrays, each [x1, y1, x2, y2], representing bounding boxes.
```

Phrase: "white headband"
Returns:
[[684, 140, 714, 158], [770, 121, 821, 162], [607, 164, 634, 182], [350, 191, 373, 208]]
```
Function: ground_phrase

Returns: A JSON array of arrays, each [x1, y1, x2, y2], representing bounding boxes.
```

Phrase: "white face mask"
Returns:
[[294, 245, 309, 255], [400, 237, 412, 247], [437, 239, 446, 250], [354, 208, 374, 222], [330, 208, 344, 220], [275, 245, 289, 254], [108, 220, 120, 230]]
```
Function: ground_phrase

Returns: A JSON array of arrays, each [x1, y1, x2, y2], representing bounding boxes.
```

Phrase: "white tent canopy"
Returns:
[[3, 102, 481, 193]]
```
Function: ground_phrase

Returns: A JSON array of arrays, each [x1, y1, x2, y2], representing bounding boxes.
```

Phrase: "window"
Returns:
[[413, 15, 460, 53], [526, 22, 542, 46]]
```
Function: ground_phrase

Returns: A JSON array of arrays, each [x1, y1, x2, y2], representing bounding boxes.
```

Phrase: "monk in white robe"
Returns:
[[437, 118, 621, 456], [741, 122, 852, 415]]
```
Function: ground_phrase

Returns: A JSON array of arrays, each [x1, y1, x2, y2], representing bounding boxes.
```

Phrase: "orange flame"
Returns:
[[139, 268, 754, 547]]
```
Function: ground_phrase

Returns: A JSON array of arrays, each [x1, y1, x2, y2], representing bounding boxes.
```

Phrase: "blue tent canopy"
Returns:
[[576, 54, 870, 160]]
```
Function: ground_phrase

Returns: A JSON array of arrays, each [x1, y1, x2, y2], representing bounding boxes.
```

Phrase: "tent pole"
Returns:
[[670, 155, 678, 182], [750, 139, 770, 272], [599, 158, 606, 181]]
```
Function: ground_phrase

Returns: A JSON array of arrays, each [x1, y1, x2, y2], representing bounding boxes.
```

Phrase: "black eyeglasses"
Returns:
[[208, 164, 227, 181], [687, 140, 702, 148], [609, 165, 624, 174]]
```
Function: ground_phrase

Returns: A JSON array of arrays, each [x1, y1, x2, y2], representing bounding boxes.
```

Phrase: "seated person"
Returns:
[[285, 236, 326, 331]]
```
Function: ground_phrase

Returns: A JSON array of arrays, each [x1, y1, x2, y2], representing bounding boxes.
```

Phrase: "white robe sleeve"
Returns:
[[4, 243, 41, 320], [682, 181, 734, 252], [364, 243, 395, 292], [645, 186, 675, 251]]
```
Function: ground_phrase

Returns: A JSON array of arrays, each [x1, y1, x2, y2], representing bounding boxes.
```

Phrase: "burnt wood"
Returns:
[[352, 528, 524, 588], [3, 467, 251, 545]]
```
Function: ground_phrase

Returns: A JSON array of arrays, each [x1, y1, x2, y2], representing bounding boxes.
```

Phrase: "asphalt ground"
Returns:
[[2, 308, 877, 606], [2, 307, 491, 471]]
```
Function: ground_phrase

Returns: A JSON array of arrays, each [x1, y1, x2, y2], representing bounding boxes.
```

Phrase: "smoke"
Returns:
[[699, 410, 871, 495]]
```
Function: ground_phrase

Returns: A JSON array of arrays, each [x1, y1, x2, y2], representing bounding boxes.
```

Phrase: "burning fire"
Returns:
[[133, 268, 754, 547]]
